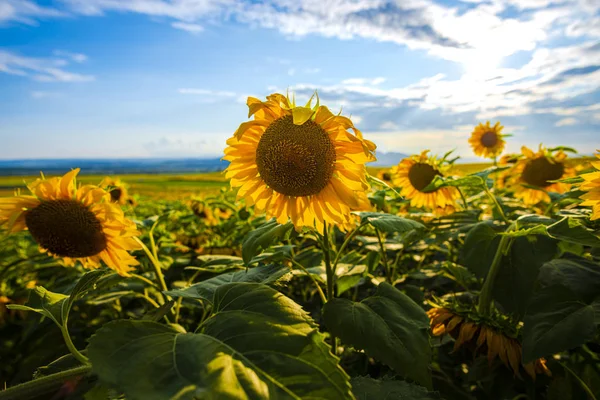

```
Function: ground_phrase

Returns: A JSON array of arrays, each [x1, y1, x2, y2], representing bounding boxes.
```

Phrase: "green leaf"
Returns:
[[538, 256, 600, 303], [547, 217, 600, 248], [165, 264, 291, 303], [242, 219, 294, 265], [460, 221, 500, 279], [7, 269, 105, 327], [522, 285, 597, 363], [493, 235, 558, 318], [336, 263, 367, 296], [89, 283, 352, 400], [356, 212, 425, 234], [351, 377, 440, 400], [323, 282, 432, 388], [422, 175, 484, 192]]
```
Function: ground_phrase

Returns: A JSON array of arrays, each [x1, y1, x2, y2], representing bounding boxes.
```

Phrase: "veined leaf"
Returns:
[[538, 256, 600, 303], [546, 217, 600, 248], [165, 264, 291, 303], [323, 282, 432, 388], [88, 283, 352, 400], [242, 219, 294, 265], [356, 212, 425, 234]]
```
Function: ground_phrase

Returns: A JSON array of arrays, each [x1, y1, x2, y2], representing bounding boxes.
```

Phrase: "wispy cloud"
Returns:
[[0, 49, 95, 82], [31, 91, 62, 99], [53, 50, 88, 63], [171, 22, 204, 34]]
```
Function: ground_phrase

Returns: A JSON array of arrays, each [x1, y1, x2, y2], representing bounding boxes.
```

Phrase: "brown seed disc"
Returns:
[[408, 163, 442, 191], [256, 115, 336, 197], [109, 188, 122, 203], [522, 156, 565, 187], [25, 200, 107, 258], [481, 131, 499, 148]]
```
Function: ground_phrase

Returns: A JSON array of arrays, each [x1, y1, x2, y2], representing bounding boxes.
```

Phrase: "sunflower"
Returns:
[[190, 200, 218, 226], [469, 121, 506, 158], [579, 150, 600, 220], [510, 145, 574, 205], [0, 169, 140, 276], [99, 177, 134, 205], [391, 150, 460, 209], [428, 307, 551, 379], [377, 169, 392, 183], [223, 93, 376, 232]]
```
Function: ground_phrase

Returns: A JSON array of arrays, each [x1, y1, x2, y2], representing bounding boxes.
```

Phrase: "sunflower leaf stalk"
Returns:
[[0, 366, 92, 400], [477, 223, 516, 315]]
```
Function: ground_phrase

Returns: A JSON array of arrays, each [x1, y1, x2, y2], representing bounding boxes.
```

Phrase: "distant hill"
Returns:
[[0, 158, 228, 176], [0, 152, 408, 176]]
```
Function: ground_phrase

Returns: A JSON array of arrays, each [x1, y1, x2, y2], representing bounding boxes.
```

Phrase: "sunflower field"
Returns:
[[1, 93, 600, 400]]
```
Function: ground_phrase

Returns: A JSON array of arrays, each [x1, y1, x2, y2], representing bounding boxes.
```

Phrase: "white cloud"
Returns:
[[342, 77, 386, 85], [0, 49, 95, 82], [0, 0, 65, 25], [555, 117, 578, 126], [53, 50, 88, 63], [31, 91, 61, 99], [143, 134, 228, 157], [171, 22, 204, 34]]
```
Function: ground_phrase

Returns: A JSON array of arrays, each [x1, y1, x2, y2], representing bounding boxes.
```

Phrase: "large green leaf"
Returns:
[[8, 269, 106, 327], [242, 219, 294, 265], [88, 283, 352, 400], [461, 221, 500, 279], [356, 212, 425, 235], [538, 256, 600, 303], [165, 264, 291, 303], [547, 217, 600, 248], [323, 282, 432, 388], [522, 284, 598, 363], [351, 377, 440, 400], [492, 235, 558, 318]]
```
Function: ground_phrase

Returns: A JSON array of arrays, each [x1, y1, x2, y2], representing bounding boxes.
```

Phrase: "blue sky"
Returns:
[[0, 0, 598, 160]]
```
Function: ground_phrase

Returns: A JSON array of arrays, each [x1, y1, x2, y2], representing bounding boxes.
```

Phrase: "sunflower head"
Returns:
[[190, 200, 219, 226], [377, 169, 392, 183], [224, 92, 376, 232], [0, 169, 140, 276], [469, 121, 506, 158], [509, 145, 575, 205], [428, 305, 551, 379], [579, 150, 600, 220], [99, 177, 133, 205], [391, 150, 460, 210]]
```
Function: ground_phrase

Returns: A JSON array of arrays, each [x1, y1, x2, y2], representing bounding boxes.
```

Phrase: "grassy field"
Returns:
[[0, 159, 591, 199]]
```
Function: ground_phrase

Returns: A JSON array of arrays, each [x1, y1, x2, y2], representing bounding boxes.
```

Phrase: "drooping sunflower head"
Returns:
[[428, 306, 551, 379], [0, 169, 141, 276], [579, 150, 600, 220], [223, 92, 376, 232], [509, 145, 575, 205], [469, 121, 506, 158], [391, 150, 460, 210], [99, 177, 133, 205]]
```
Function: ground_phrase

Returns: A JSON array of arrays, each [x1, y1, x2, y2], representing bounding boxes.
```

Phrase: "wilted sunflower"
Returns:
[[224, 93, 376, 231], [0, 169, 140, 276], [579, 150, 600, 220], [510, 145, 574, 205], [100, 177, 134, 205], [391, 150, 460, 209], [469, 121, 506, 158], [428, 307, 551, 379]]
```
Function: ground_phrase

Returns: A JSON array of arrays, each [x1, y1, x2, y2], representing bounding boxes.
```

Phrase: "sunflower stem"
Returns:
[[134, 237, 170, 303], [560, 362, 598, 400], [477, 223, 516, 316], [483, 184, 509, 223], [331, 222, 366, 272], [60, 325, 89, 365], [322, 224, 339, 356], [375, 229, 392, 283], [290, 258, 327, 304], [0, 365, 92, 400]]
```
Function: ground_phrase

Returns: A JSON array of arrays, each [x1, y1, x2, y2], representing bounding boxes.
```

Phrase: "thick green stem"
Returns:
[[321, 224, 338, 356], [135, 237, 169, 295], [331, 223, 365, 272], [60, 326, 89, 365], [477, 224, 516, 315], [0, 366, 92, 400], [375, 229, 391, 283]]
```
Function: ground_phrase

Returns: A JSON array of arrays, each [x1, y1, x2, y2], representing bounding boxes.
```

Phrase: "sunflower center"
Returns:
[[109, 188, 122, 202], [522, 156, 565, 187], [25, 200, 107, 258], [408, 163, 442, 191], [256, 115, 336, 197], [382, 172, 391, 182], [481, 131, 498, 148]]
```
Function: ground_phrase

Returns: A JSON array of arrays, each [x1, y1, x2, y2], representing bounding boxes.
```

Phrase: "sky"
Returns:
[[0, 0, 599, 161]]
